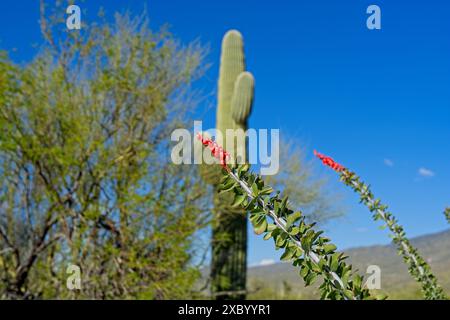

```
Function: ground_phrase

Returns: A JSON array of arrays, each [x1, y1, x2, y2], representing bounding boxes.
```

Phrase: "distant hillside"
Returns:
[[247, 229, 450, 299]]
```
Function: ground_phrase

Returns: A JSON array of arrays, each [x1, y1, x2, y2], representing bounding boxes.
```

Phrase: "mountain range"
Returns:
[[247, 229, 450, 299]]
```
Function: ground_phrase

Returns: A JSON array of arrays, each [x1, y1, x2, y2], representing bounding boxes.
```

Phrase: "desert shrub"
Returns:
[[0, 7, 210, 299]]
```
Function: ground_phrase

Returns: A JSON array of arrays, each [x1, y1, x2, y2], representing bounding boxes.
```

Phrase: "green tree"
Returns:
[[0, 7, 210, 299]]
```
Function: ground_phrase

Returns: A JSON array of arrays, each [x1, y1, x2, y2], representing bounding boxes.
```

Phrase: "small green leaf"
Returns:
[[330, 253, 339, 272], [254, 218, 268, 235], [353, 275, 362, 289], [251, 183, 259, 196], [289, 226, 300, 236], [281, 196, 288, 210], [238, 163, 250, 175], [286, 211, 302, 229], [231, 194, 246, 208], [263, 232, 272, 240], [275, 234, 287, 248], [218, 180, 235, 194], [300, 266, 309, 279], [305, 272, 318, 286], [220, 175, 230, 185], [259, 186, 273, 195], [344, 290, 354, 299], [323, 244, 337, 254], [280, 247, 295, 261]]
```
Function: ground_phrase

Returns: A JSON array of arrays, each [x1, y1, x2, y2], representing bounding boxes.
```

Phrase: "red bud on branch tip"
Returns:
[[197, 133, 230, 168], [313, 150, 344, 172]]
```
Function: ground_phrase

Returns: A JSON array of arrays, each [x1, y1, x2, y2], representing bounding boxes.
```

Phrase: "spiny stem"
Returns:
[[341, 170, 447, 300], [198, 134, 372, 300], [229, 170, 354, 300]]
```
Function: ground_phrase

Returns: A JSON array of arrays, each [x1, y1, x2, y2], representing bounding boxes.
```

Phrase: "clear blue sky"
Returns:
[[1, 1, 449, 266]]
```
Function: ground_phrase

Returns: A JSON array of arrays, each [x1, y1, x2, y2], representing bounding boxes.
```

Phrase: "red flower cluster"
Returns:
[[197, 133, 230, 168], [314, 150, 344, 172]]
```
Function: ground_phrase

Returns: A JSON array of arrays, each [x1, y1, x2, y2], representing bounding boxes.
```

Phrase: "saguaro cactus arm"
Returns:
[[231, 71, 254, 125]]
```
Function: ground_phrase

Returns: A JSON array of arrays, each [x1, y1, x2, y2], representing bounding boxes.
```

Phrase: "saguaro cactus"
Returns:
[[205, 30, 254, 299]]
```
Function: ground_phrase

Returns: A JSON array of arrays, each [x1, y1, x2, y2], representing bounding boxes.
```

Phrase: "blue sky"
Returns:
[[1, 1, 449, 267]]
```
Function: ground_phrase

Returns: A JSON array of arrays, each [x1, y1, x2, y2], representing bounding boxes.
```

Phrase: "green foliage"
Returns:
[[0, 7, 210, 299], [340, 170, 448, 300], [444, 207, 450, 224], [216, 163, 372, 300]]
